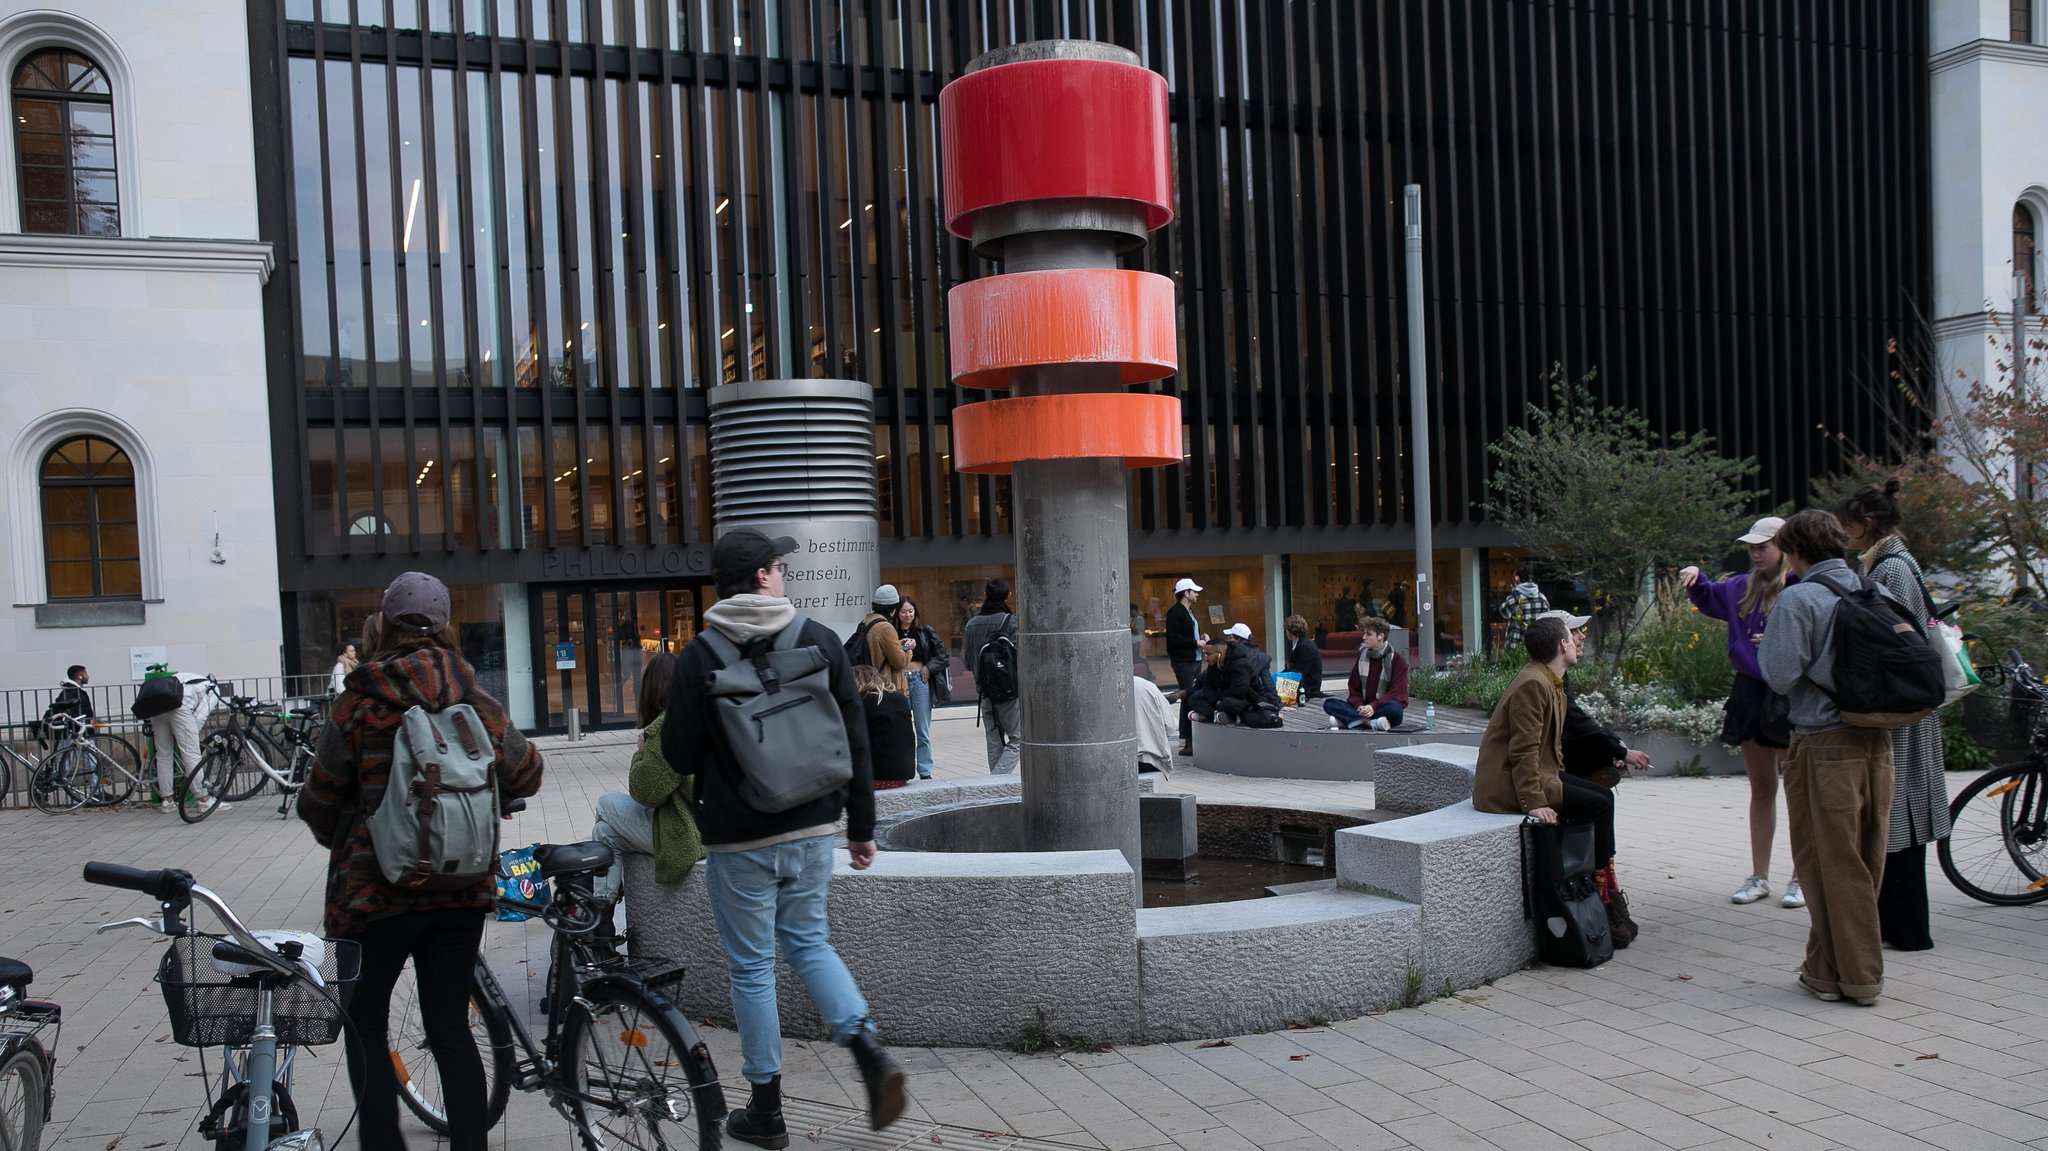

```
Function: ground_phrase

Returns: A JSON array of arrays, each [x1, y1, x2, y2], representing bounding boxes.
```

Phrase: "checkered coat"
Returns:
[[1864, 535, 1951, 852]]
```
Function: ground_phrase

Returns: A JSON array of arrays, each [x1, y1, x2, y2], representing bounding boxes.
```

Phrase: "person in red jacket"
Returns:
[[1322, 616, 1409, 730]]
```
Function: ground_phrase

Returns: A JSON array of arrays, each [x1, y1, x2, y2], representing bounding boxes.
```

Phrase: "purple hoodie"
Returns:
[[1686, 571, 1797, 682]]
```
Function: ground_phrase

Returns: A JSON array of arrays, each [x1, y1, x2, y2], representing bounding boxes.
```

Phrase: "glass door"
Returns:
[[534, 584, 715, 731], [540, 589, 589, 731]]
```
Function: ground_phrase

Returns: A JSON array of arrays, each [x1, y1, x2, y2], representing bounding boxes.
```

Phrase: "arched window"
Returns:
[[41, 435, 139, 599], [2017, 0, 2037, 43], [2020, 202, 2040, 314], [11, 46, 117, 236]]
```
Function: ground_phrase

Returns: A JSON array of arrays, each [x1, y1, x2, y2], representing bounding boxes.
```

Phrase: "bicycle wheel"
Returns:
[[563, 985, 722, 1150], [214, 734, 269, 803], [30, 747, 90, 814], [178, 748, 229, 823], [1939, 764, 2048, 905], [0, 748, 13, 810], [390, 961, 514, 1133], [0, 1046, 48, 1151], [84, 735, 138, 805]]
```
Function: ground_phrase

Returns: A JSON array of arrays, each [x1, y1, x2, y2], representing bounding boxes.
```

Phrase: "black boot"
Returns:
[[847, 1030, 907, 1131], [725, 1075, 788, 1149]]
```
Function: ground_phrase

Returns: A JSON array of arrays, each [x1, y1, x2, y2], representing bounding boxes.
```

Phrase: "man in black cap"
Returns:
[[663, 527, 905, 1146]]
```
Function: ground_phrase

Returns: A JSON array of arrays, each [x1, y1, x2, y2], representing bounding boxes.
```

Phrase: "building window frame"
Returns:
[[11, 46, 119, 236], [0, 11, 139, 236], [2016, 0, 2039, 44], [40, 434, 139, 598], [8, 410, 161, 606], [2020, 190, 2048, 315]]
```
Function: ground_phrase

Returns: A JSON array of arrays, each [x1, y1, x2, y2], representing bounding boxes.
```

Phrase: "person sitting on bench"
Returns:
[[1323, 617, 1408, 731]]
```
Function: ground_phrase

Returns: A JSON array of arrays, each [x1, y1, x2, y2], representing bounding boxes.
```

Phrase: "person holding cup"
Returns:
[[854, 584, 913, 694]]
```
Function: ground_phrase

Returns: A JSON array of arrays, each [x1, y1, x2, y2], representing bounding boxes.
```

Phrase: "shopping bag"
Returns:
[[1519, 818, 1612, 968], [1274, 671, 1302, 707], [1930, 620, 1980, 706], [495, 844, 551, 921]]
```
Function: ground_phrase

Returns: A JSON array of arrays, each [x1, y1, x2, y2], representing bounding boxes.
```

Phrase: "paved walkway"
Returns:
[[2, 703, 2044, 1150]]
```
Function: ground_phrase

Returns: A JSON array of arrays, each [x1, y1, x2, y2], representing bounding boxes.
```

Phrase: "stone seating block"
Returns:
[[1334, 801, 1532, 991], [625, 847, 1140, 1047], [1374, 743, 1480, 814], [1137, 889, 1418, 1039]]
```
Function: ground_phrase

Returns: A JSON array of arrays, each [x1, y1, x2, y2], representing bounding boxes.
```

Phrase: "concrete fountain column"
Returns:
[[940, 42, 1182, 888]]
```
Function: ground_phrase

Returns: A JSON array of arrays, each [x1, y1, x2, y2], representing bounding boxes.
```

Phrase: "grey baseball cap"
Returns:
[[383, 571, 451, 631]]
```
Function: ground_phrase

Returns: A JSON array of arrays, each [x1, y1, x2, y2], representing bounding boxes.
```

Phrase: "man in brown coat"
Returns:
[[1472, 615, 1636, 946]]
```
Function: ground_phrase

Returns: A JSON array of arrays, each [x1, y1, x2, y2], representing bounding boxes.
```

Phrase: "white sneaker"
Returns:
[[154, 801, 176, 814], [1781, 879, 1805, 909], [1369, 717, 1393, 732], [1731, 876, 1770, 904]]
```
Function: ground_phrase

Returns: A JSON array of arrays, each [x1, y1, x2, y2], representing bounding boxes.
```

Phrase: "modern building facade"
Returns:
[[6, 0, 1988, 733]]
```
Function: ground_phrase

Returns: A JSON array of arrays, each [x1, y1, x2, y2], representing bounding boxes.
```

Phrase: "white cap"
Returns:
[[1173, 578, 1203, 594], [1223, 622, 1252, 639], [1535, 608, 1591, 630], [1736, 516, 1785, 545]]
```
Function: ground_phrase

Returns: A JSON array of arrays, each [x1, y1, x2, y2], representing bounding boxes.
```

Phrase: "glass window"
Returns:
[[40, 435, 139, 599], [12, 48, 119, 236], [2015, 0, 2035, 43], [2019, 202, 2039, 314]]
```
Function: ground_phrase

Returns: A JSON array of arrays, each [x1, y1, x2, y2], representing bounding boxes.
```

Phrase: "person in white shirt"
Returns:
[[149, 672, 224, 813]]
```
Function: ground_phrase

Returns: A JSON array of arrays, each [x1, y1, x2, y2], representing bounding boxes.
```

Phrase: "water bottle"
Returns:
[[1424, 701, 1436, 729]]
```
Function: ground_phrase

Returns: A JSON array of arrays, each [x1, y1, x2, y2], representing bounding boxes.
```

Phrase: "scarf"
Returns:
[[1357, 641, 1396, 700], [703, 593, 798, 643]]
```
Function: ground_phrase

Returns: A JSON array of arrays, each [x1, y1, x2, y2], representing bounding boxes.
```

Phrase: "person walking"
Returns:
[[1837, 480, 1948, 952], [963, 579, 1022, 773], [1470, 616, 1635, 947], [1681, 516, 1804, 910], [662, 528, 906, 1145], [299, 572, 546, 1151], [1758, 509, 1894, 1006], [1497, 564, 1549, 652], [893, 597, 944, 780]]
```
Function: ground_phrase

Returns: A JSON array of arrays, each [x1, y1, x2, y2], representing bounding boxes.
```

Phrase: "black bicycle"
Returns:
[[385, 825, 724, 1149], [1939, 649, 2048, 905], [0, 953, 61, 1151], [212, 696, 328, 813]]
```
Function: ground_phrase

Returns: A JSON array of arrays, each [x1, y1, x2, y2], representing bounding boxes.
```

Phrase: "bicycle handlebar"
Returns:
[[83, 863, 296, 979]]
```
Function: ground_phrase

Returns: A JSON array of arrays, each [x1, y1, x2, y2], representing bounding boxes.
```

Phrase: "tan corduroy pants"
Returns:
[[1784, 726, 1894, 1001]]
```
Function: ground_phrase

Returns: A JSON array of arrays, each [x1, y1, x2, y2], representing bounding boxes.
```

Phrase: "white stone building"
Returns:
[[1930, 0, 2046, 409], [0, 1, 280, 694]]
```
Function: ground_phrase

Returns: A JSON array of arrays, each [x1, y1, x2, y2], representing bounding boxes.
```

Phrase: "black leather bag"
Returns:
[[1520, 817, 1614, 968]]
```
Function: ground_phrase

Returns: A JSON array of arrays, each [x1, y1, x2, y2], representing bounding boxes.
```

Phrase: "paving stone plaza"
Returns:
[[5, 705, 2046, 1151]]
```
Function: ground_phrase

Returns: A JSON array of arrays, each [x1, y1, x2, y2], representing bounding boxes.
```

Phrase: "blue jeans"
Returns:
[[906, 672, 934, 778], [703, 836, 874, 1083], [1323, 698, 1405, 728]]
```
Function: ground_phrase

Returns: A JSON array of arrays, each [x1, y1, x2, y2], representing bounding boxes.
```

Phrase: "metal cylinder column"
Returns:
[[707, 378, 878, 639], [940, 42, 1181, 887]]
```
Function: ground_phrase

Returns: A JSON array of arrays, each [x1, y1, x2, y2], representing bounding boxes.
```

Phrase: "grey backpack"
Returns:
[[368, 703, 501, 890], [700, 617, 854, 812]]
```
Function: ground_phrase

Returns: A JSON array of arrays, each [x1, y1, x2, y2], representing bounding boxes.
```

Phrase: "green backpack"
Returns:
[[368, 703, 501, 890]]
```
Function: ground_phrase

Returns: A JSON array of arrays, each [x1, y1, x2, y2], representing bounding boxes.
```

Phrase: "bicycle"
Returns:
[[385, 821, 726, 1149], [206, 696, 326, 816], [83, 861, 360, 1151], [21, 713, 147, 815], [0, 951, 62, 1151], [1938, 648, 2048, 905], [181, 696, 321, 824]]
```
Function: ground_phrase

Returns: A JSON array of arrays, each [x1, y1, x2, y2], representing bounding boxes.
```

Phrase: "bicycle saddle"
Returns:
[[0, 956, 31, 994], [535, 841, 614, 879]]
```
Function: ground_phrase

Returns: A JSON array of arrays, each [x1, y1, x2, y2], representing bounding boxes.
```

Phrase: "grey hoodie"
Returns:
[[1756, 558, 1911, 735]]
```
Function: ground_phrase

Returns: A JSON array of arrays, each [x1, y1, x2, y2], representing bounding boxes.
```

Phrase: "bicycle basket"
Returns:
[[157, 935, 361, 1048]]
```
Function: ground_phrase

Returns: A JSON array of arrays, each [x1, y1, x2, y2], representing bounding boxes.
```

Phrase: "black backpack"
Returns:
[[842, 617, 881, 668], [976, 618, 1020, 704], [1812, 570, 1944, 729], [1521, 819, 1613, 968]]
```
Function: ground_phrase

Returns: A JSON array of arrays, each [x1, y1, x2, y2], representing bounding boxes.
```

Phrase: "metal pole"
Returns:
[[1404, 185, 1437, 667]]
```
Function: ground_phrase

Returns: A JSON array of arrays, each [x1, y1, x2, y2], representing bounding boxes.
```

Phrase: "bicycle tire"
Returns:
[[0, 1045, 47, 1151], [390, 961, 515, 1133], [30, 747, 89, 815], [1938, 763, 2048, 905], [178, 749, 229, 823], [216, 734, 270, 803], [562, 984, 722, 1150], [0, 748, 13, 810], [84, 735, 138, 805]]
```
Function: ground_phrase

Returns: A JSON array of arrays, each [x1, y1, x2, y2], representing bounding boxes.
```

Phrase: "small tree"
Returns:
[[1485, 369, 1764, 664]]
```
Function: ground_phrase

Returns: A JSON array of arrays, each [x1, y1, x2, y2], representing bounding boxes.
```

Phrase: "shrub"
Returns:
[[1412, 655, 1523, 711], [1619, 584, 1734, 704]]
